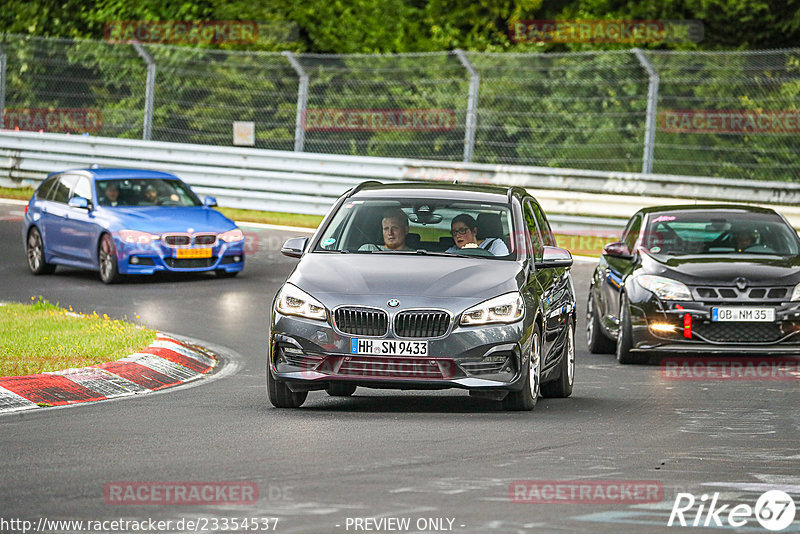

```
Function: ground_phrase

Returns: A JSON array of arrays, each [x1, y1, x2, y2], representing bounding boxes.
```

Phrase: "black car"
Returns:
[[588, 204, 800, 363], [267, 181, 577, 410]]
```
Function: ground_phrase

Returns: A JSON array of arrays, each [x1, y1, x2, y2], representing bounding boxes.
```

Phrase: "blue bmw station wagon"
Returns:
[[22, 168, 245, 283]]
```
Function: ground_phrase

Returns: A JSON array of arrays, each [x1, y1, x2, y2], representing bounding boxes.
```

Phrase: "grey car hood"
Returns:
[[289, 253, 523, 303]]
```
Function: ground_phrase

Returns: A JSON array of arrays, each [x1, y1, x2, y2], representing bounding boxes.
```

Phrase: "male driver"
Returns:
[[359, 207, 412, 251], [102, 182, 121, 207]]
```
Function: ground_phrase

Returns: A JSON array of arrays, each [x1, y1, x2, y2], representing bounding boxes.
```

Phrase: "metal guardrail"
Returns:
[[2, 131, 800, 230]]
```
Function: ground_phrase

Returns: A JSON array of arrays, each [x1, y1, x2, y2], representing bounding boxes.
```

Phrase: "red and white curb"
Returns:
[[0, 333, 218, 414]]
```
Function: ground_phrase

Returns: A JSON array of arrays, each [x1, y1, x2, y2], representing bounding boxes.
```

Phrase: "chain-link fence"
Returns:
[[1, 34, 798, 181]]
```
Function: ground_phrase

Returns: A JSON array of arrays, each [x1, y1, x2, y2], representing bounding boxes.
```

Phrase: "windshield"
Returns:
[[642, 210, 800, 256], [315, 198, 515, 259], [96, 178, 201, 207]]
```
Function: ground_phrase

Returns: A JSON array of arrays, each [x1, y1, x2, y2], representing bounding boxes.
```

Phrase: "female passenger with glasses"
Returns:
[[446, 214, 509, 256]]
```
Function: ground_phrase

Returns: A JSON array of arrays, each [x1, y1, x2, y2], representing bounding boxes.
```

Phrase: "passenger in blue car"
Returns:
[[446, 213, 509, 256], [141, 185, 159, 205]]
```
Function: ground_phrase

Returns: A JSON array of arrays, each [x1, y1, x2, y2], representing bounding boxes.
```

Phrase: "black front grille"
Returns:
[[194, 234, 217, 246], [164, 234, 190, 246], [694, 322, 783, 343], [334, 307, 388, 336], [394, 310, 450, 338], [338, 356, 445, 379], [692, 286, 791, 302], [164, 257, 216, 268]]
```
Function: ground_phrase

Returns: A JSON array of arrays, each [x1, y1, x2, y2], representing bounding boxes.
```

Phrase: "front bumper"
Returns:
[[115, 237, 245, 274], [627, 290, 800, 353], [268, 312, 530, 392]]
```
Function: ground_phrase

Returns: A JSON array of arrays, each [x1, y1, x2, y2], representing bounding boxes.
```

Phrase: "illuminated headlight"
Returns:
[[635, 274, 692, 301], [460, 292, 524, 326], [791, 283, 800, 301], [276, 284, 327, 321], [219, 229, 245, 243], [118, 230, 159, 245]]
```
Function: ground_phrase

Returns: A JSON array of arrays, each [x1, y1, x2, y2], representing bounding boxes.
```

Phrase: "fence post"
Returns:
[[132, 42, 156, 141], [454, 49, 479, 163], [283, 51, 309, 152], [633, 48, 659, 174], [0, 41, 6, 130]]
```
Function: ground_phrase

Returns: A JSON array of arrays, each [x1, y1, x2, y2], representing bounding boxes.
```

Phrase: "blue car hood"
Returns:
[[99, 206, 237, 233]]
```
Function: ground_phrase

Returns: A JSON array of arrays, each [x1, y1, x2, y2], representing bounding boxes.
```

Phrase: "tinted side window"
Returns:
[[72, 177, 92, 201], [523, 200, 544, 260], [531, 201, 556, 247], [50, 175, 78, 204], [37, 176, 59, 200], [623, 215, 642, 251]]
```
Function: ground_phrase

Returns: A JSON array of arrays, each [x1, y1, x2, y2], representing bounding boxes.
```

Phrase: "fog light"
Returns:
[[650, 323, 676, 333], [130, 256, 140, 264], [234, 255, 242, 262]]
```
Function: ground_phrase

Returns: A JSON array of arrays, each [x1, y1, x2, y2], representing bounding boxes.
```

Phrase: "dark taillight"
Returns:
[[24, 204, 29, 214]]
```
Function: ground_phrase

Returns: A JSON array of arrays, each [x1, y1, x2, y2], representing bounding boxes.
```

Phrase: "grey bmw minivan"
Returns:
[[267, 181, 576, 410]]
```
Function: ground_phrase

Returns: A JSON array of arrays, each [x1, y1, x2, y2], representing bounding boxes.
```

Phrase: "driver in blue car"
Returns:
[[446, 213, 509, 256]]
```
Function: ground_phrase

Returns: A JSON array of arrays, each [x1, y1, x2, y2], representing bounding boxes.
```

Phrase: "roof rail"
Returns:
[[347, 180, 383, 198]]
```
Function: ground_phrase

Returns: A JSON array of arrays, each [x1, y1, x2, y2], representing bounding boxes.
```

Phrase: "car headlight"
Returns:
[[635, 274, 693, 301], [460, 292, 524, 326], [219, 229, 244, 243], [118, 230, 159, 244], [276, 284, 327, 321], [791, 283, 800, 301]]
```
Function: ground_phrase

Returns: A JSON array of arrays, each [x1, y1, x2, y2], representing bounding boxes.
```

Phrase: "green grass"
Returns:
[[0, 297, 156, 377], [216, 207, 323, 228], [0, 186, 34, 201], [555, 233, 616, 258]]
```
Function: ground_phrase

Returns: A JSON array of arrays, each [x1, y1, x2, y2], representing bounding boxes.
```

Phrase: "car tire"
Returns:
[[616, 294, 641, 364], [98, 234, 123, 284], [541, 321, 575, 398], [267, 368, 308, 408], [503, 329, 541, 411], [326, 383, 357, 397], [587, 291, 615, 354], [26, 227, 56, 275]]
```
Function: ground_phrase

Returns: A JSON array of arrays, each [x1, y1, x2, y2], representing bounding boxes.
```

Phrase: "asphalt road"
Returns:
[[1, 201, 798, 534]]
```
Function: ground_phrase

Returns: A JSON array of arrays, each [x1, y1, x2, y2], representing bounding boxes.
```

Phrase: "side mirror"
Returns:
[[603, 241, 633, 259], [535, 246, 573, 268], [203, 196, 218, 207], [281, 237, 308, 258], [68, 196, 90, 210]]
